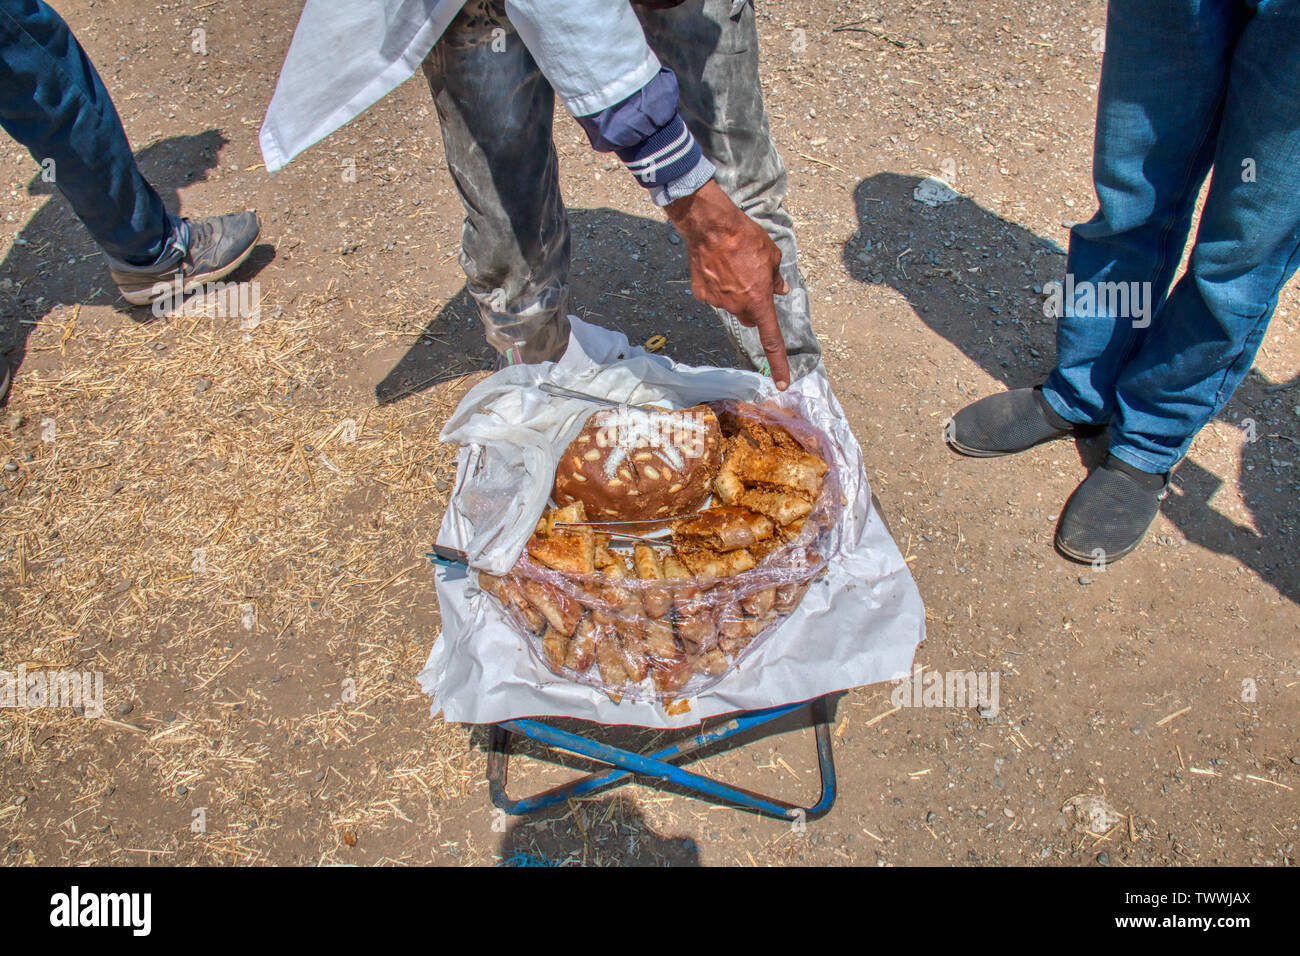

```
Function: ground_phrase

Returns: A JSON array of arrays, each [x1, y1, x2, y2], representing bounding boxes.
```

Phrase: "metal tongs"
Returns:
[[553, 514, 694, 546]]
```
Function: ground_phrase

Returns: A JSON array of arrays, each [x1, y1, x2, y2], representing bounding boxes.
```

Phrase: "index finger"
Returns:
[[741, 293, 790, 390]]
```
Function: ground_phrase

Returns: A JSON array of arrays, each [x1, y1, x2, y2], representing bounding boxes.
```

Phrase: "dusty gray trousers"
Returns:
[[421, 0, 823, 377]]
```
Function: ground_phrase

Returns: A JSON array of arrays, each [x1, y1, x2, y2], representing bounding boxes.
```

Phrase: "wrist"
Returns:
[[665, 178, 734, 239]]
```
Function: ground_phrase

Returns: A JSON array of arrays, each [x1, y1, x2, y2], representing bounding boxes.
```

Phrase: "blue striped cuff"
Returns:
[[649, 154, 717, 206], [616, 113, 703, 189]]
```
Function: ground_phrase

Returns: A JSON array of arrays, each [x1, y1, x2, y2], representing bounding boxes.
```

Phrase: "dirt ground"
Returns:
[[0, 0, 1296, 867]]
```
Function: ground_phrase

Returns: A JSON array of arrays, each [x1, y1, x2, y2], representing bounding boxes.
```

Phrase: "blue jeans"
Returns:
[[0, 0, 179, 266], [1041, 0, 1300, 474]]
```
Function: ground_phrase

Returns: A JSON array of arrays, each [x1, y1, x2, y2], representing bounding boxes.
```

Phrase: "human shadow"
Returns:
[[844, 172, 1297, 603], [374, 206, 735, 404], [496, 793, 702, 867], [0, 129, 274, 395]]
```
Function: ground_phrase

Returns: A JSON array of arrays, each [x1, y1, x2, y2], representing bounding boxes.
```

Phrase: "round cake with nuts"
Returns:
[[553, 404, 723, 527]]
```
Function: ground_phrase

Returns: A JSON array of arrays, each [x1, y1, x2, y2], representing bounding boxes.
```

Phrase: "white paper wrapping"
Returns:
[[417, 318, 925, 728]]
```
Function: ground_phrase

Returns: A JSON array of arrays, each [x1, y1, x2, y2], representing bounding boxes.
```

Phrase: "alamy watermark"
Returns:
[[1043, 274, 1153, 328], [0, 664, 104, 718], [150, 277, 260, 319], [890, 665, 1000, 717]]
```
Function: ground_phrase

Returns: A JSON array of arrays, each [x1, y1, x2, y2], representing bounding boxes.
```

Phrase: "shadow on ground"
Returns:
[[496, 794, 702, 867], [843, 172, 1298, 603], [374, 206, 736, 404]]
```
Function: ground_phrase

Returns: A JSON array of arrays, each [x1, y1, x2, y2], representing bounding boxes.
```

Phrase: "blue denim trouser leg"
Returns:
[[1041, 0, 1300, 473], [0, 0, 176, 265]]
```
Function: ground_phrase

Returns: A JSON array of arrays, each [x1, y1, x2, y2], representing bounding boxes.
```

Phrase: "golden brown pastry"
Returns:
[[520, 577, 581, 634], [676, 547, 757, 580], [673, 506, 773, 552], [542, 626, 570, 670], [739, 487, 813, 526], [563, 615, 599, 671], [632, 544, 673, 619]]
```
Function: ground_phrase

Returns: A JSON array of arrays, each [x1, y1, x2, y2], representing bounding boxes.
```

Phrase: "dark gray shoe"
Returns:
[[1055, 455, 1170, 565], [110, 211, 260, 306], [946, 387, 1090, 457], [0, 359, 9, 405]]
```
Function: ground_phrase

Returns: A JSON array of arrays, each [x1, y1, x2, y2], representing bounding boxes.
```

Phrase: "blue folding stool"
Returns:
[[486, 696, 837, 821]]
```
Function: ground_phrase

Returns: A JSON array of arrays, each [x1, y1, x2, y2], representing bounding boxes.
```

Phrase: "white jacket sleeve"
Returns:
[[503, 0, 661, 117]]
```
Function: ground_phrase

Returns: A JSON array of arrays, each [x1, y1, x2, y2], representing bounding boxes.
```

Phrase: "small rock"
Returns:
[[913, 176, 959, 206], [3, 461, 16, 473], [1078, 576, 1093, 585], [1003, 808, 1015, 818], [6, 412, 24, 429], [117, 702, 133, 716], [1096, 851, 1110, 866], [926, 811, 938, 823]]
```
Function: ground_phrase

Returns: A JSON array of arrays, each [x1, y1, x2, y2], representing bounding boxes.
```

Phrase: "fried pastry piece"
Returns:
[[500, 575, 545, 633], [718, 405, 808, 454], [520, 577, 581, 634], [690, 648, 730, 676], [563, 614, 599, 672], [744, 609, 779, 638], [477, 572, 506, 602], [541, 626, 570, 670], [663, 555, 715, 651], [773, 517, 807, 545], [712, 435, 748, 505], [526, 530, 596, 575], [538, 501, 587, 535], [613, 629, 649, 683], [729, 441, 827, 498], [739, 487, 813, 527], [642, 618, 685, 665], [715, 598, 746, 641], [632, 544, 673, 619], [598, 556, 645, 621], [676, 546, 756, 580], [593, 534, 618, 570], [774, 580, 810, 614], [650, 658, 693, 694], [719, 631, 753, 658], [594, 633, 630, 701], [673, 506, 773, 552], [741, 585, 776, 618]]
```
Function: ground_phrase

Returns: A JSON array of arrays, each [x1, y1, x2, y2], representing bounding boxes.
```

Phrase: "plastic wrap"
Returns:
[[474, 392, 843, 703]]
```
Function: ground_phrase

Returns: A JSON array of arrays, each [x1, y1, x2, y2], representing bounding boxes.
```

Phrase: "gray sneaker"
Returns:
[[110, 211, 261, 306]]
